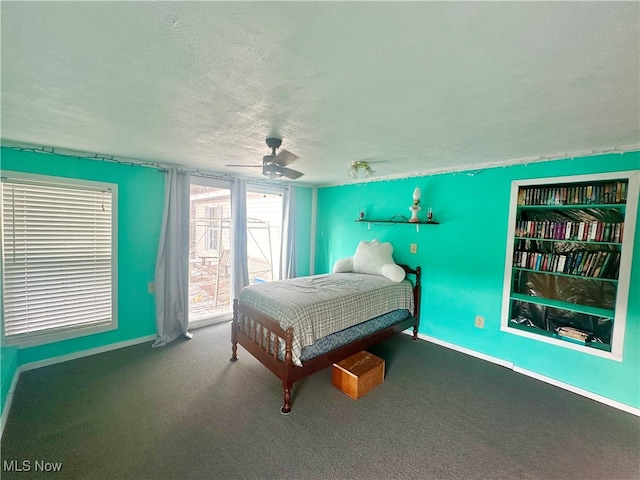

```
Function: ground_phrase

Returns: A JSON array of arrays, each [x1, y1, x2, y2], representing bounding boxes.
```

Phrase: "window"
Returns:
[[205, 206, 220, 250], [1, 172, 117, 347]]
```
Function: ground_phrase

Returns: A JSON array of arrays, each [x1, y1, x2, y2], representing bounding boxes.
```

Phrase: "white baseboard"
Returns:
[[414, 332, 515, 369], [0, 368, 21, 439], [1, 334, 156, 439], [406, 330, 640, 417], [513, 366, 640, 416], [19, 335, 156, 372]]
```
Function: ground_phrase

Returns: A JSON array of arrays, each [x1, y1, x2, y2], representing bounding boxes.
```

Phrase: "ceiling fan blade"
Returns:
[[225, 164, 262, 167], [279, 166, 304, 179], [274, 149, 299, 167]]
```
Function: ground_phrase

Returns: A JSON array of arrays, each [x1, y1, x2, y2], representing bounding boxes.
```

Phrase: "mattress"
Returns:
[[239, 272, 415, 365], [298, 308, 411, 362]]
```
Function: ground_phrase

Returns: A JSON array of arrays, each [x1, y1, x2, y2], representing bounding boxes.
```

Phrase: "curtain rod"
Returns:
[[2, 143, 295, 188], [2, 144, 165, 170]]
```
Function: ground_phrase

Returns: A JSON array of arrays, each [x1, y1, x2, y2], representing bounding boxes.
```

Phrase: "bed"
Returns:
[[230, 264, 421, 413]]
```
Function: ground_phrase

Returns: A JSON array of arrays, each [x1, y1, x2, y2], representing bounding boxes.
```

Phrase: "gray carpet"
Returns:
[[1, 322, 638, 480]]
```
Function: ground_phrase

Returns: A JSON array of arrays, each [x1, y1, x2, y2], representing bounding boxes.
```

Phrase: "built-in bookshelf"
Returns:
[[501, 171, 639, 360]]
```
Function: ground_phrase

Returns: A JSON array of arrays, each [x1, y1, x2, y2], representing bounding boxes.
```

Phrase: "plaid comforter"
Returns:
[[239, 273, 415, 366]]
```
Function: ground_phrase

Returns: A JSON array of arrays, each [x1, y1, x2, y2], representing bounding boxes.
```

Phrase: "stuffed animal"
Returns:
[[332, 239, 405, 282]]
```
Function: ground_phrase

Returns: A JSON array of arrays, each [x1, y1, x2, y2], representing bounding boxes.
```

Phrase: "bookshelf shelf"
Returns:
[[517, 203, 626, 211], [512, 267, 619, 283], [509, 293, 615, 319], [501, 171, 639, 357], [507, 322, 611, 352], [513, 236, 621, 247]]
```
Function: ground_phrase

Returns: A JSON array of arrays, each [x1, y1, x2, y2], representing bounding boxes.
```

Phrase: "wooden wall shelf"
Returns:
[[355, 219, 439, 232]]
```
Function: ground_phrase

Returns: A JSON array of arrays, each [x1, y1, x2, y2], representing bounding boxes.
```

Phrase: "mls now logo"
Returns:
[[3, 460, 63, 472]]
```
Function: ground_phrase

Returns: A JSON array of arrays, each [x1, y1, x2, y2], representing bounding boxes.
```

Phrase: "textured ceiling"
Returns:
[[1, 2, 639, 186]]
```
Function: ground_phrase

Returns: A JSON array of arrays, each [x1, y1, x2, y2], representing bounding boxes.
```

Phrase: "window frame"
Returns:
[[1, 171, 119, 348]]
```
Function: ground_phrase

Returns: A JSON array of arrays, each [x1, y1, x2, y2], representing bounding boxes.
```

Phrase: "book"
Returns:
[[604, 252, 621, 278], [534, 253, 543, 271], [596, 252, 613, 278], [556, 255, 567, 273], [614, 223, 622, 243], [595, 222, 604, 242], [570, 251, 584, 275], [591, 251, 607, 278], [586, 251, 603, 277], [576, 251, 591, 276]]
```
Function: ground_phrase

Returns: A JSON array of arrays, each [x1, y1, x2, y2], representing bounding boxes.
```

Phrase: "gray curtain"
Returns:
[[231, 178, 249, 299], [153, 168, 192, 347], [280, 187, 296, 279]]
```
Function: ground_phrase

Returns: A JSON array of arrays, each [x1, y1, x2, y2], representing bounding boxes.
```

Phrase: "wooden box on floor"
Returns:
[[332, 350, 385, 400]]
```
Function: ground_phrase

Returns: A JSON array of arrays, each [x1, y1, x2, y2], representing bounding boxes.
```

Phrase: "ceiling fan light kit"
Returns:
[[348, 161, 374, 178]]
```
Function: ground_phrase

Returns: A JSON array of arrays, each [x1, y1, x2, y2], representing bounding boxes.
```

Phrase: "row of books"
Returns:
[[517, 181, 628, 206], [513, 249, 621, 279], [555, 326, 591, 345], [515, 220, 623, 243]]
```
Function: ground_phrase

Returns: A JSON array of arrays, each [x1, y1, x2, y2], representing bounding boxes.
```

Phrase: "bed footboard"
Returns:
[[231, 299, 295, 413]]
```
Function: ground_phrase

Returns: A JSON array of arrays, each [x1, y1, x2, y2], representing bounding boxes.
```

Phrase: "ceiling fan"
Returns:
[[226, 138, 304, 180]]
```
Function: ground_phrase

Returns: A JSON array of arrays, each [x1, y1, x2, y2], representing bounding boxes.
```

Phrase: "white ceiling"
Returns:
[[2, 1, 639, 186]]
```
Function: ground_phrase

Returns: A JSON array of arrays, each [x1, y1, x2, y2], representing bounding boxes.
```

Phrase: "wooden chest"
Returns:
[[332, 350, 385, 400]]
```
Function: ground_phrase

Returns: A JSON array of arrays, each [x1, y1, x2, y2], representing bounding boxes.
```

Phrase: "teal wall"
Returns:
[[316, 152, 640, 409], [0, 147, 165, 416], [0, 147, 315, 419], [293, 186, 313, 277], [0, 345, 17, 418]]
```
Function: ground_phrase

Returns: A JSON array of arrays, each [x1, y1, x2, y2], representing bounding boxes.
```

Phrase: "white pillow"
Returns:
[[352, 239, 405, 282], [332, 257, 353, 273], [380, 263, 406, 283]]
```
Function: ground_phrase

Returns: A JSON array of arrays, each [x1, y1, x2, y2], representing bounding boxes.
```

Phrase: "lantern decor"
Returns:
[[409, 187, 421, 223]]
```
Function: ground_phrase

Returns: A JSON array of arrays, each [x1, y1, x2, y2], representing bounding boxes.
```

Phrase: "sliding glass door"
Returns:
[[187, 180, 285, 326], [188, 180, 232, 324], [246, 187, 284, 284]]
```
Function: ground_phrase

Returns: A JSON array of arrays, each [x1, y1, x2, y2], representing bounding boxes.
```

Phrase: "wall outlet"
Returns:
[[475, 315, 485, 329], [148, 282, 155, 294], [410, 243, 418, 254]]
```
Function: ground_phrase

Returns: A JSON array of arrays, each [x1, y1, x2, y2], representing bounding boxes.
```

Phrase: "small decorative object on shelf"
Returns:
[[409, 187, 421, 222], [501, 170, 639, 360]]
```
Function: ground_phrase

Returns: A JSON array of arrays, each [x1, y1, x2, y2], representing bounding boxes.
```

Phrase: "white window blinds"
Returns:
[[1, 174, 117, 345]]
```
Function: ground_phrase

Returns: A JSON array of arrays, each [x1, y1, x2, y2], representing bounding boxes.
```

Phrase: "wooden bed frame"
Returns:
[[230, 265, 421, 413]]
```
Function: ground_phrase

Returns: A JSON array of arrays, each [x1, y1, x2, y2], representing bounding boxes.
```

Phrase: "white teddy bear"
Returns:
[[332, 239, 406, 282]]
